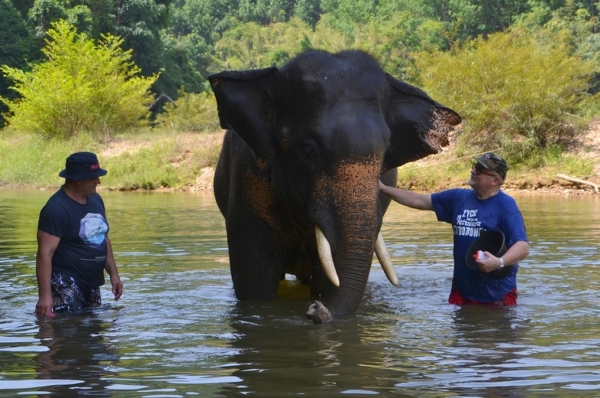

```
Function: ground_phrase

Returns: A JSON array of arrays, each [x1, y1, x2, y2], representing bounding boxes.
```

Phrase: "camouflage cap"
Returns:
[[473, 152, 509, 180]]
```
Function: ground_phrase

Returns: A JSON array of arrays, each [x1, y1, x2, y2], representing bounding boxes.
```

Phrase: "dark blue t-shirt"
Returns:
[[38, 188, 110, 288], [431, 188, 528, 302]]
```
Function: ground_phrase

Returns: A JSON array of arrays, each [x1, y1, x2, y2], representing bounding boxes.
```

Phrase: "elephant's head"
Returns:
[[208, 50, 460, 323]]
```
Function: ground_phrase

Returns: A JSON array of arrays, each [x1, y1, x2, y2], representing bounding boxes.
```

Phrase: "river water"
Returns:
[[0, 189, 599, 397]]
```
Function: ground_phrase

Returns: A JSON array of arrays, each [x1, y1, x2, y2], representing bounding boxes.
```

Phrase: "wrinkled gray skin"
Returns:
[[208, 50, 461, 323]]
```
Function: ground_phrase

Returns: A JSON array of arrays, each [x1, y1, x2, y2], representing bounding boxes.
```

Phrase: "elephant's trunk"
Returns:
[[325, 226, 378, 315], [307, 158, 394, 322]]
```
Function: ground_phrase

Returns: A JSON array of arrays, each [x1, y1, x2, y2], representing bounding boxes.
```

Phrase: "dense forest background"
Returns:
[[0, 0, 598, 188], [2, 0, 598, 107]]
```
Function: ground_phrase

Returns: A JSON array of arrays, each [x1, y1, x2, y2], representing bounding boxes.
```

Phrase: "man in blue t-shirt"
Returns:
[[379, 152, 529, 305], [36, 152, 123, 316]]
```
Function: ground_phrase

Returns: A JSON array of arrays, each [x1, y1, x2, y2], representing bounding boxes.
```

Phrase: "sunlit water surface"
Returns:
[[0, 189, 599, 397]]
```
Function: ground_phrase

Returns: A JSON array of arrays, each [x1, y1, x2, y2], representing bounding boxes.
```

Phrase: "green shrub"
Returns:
[[154, 90, 220, 133], [413, 28, 598, 164], [0, 20, 157, 139]]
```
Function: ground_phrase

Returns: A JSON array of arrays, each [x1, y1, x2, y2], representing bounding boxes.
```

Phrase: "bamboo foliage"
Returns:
[[0, 21, 158, 139]]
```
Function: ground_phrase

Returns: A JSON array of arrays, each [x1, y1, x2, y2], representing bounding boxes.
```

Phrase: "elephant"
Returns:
[[208, 50, 461, 323]]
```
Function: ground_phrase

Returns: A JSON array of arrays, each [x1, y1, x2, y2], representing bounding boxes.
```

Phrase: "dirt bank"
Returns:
[[389, 118, 600, 196], [498, 118, 599, 195], [99, 119, 600, 195]]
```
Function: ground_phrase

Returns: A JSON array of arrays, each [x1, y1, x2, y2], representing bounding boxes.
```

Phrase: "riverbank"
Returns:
[[1, 119, 598, 195], [396, 118, 600, 196], [180, 119, 600, 195]]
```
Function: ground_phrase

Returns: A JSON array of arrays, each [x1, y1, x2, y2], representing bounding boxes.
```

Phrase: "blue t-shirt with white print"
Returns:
[[431, 188, 528, 302], [38, 187, 110, 289]]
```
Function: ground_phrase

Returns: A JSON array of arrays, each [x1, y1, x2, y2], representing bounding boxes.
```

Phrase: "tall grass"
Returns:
[[0, 127, 223, 190], [0, 122, 593, 192], [0, 130, 100, 187], [102, 132, 222, 190]]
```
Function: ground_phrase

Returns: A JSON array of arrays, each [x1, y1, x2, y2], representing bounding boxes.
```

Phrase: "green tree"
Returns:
[[112, 0, 172, 76], [25, 1, 201, 100], [293, 0, 321, 27], [318, 0, 377, 38], [166, 0, 238, 83], [169, 0, 236, 44], [214, 18, 332, 69], [9, 0, 34, 19], [447, 0, 530, 36], [27, 0, 67, 38], [96, 0, 205, 97], [0, 21, 157, 139], [0, 0, 37, 127], [174, 32, 218, 79], [414, 28, 598, 164], [157, 32, 206, 98], [534, 1, 600, 96], [72, 0, 115, 38], [238, 0, 294, 24], [154, 89, 219, 132], [0, 1, 34, 66]]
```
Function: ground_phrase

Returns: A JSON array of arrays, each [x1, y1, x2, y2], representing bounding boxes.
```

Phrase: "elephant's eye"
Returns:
[[302, 141, 319, 158]]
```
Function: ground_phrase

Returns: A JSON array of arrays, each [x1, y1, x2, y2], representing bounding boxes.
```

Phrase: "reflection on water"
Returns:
[[0, 189, 599, 397], [34, 310, 119, 396]]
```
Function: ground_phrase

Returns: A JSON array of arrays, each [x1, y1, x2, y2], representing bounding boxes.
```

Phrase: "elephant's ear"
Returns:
[[208, 67, 277, 167], [382, 73, 461, 173]]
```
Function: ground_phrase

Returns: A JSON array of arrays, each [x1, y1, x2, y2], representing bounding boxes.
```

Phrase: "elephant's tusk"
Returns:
[[375, 232, 398, 286], [315, 226, 340, 287]]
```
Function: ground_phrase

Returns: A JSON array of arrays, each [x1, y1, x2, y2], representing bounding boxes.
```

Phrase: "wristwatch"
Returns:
[[498, 257, 505, 270]]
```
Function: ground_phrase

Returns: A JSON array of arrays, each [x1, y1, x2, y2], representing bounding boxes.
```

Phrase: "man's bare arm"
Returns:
[[478, 240, 530, 273], [378, 180, 433, 211], [36, 230, 60, 316], [104, 236, 123, 301]]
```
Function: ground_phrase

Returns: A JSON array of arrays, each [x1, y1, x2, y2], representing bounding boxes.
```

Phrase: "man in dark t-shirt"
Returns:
[[36, 152, 123, 316], [379, 152, 529, 305]]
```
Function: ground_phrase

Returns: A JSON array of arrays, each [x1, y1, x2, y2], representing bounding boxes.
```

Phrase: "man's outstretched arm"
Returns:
[[378, 180, 434, 211]]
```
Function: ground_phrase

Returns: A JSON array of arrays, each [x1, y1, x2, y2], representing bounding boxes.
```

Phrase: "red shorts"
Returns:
[[448, 286, 517, 306]]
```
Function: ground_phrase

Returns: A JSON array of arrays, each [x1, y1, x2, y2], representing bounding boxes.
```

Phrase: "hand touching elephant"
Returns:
[[208, 50, 461, 323]]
